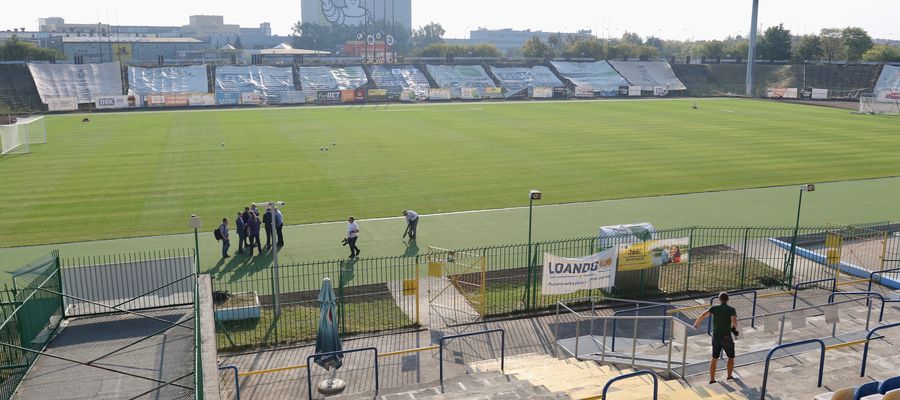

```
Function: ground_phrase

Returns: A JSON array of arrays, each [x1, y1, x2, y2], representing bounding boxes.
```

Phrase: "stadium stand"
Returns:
[[27, 62, 124, 104], [488, 65, 566, 98], [549, 61, 629, 97], [0, 62, 42, 113], [367, 65, 431, 100], [873, 64, 900, 102], [425, 64, 498, 98], [608, 60, 687, 93], [296, 66, 368, 91], [215, 65, 295, 104], [671, 64, 794, 97], [127, 65, 210, 95], [795, 64, 884, 100]]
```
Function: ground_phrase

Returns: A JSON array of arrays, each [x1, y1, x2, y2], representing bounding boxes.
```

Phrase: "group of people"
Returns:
[[217, 204, 284, 258], [216, 207, 420, 260]]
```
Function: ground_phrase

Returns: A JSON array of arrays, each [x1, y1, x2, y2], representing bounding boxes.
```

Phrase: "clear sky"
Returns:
[[2, 0, 898, 41]]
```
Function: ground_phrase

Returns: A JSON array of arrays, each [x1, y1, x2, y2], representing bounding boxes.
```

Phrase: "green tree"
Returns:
[[562, 37, 604, 59], [727, 41, 749, 59], [0, 36, 60, 61], [819, 28, 844, 61], [862, 44, 900, 62], [841, 27, 873, 61], [232, 35, 244, 49], [793, 34, 823, 62], [621, 31, 642, 45], [411, 22, 445, 49], [696, 40, 726, 59], [415, 43, 499, 58], [522, 36, 555, 59], [645, 36, 663, 51], [757, 24, 792, 60]]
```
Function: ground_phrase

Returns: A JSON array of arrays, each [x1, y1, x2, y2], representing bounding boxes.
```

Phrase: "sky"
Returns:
[[2, 0, 898, 41]]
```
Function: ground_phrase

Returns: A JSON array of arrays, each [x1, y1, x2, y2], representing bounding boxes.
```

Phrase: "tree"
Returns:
[[757, 24, 792, 61], [232, 35, 243, 49], [841, 27, 873, 61], [819, 28, 844, 61], [862, 44, 900, 62], [547, 33, 566, 55], [415, 43, 499, 58], [727, 41, 749, 59], [411, 22, 445, 49], [0, 36, 60, 61], [522, 36, 555, 59], [562, 37, 604, 59], [621, 31, 642, 45], [793, 34, 823, 62], [645, 36, 663, 51], [696, 40, 726, 59]]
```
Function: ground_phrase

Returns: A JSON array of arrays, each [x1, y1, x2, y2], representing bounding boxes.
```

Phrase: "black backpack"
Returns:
[[213, 227, 223, 241]]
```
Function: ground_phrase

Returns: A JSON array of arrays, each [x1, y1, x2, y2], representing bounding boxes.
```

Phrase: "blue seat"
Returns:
[[853, 381, 880, 400], [881, 376, 900, 394]]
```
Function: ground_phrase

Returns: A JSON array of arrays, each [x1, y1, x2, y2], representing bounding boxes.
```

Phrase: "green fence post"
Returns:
[[531, 243, 540, 311], [685, 227, 695, 292], [54, 252, 63, 312], [338, 261, 346, 337], [739, 228, 750, 290], [522, 245, 532, 311]]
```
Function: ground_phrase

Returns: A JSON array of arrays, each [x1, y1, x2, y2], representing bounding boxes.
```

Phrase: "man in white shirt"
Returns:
[[347, 216, 360, 258], [401, 210, 419, 240]]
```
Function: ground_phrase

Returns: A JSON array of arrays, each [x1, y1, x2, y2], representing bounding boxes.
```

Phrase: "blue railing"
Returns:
[[827, 291, 885, 324], [760, 339, 825, 399], [439, 329, 505, 393], [218, 365, 240, 400], [792, 278, 836, 309], [610, 304, 673, 351], [868, 267, 900, 292], [305, 347, 378, 400], [708, 289, 759, 333], [860, 321, 900, 377], [601, 370, 658, 400]]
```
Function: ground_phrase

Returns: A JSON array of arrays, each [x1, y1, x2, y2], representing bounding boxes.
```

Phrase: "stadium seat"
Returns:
[[880, 377, 900, 394], [885, 389, 900, 400], [816, 387, 858, 400], [855, 382, 881, 400]]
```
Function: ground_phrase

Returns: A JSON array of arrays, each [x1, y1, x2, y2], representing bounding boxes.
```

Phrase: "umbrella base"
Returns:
[[317, 378, 346, 395]]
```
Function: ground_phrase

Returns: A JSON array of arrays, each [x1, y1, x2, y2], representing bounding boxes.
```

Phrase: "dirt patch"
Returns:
[[255, 282, 393, 306], [215, 292, 258, 308]]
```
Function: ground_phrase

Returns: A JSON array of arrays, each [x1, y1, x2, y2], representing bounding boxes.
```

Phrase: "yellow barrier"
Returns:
[[824, 338, 869, 351], [237, 345, 441, 377]]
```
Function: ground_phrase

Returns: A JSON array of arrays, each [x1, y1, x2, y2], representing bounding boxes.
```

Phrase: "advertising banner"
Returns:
[[574, 85, 595, 98], [340, 89, 357, 103], [654, 87, 669, 97], [428, 88, 451, 101], [400, 89, 416, 102], [279, 91, 306, 105], [146, 95, 167, 107], [45, 97, 78, 111], [874, 65, 900, 102], [628, 86, 642, 97], [811, 88, 828, 100], [483, 87, 504, 99], [553, 87, 568, 98], [94, 95, 141, 109], [766, 88, 798, 99], [541, 248, 618, 295], [317, 90, 342, 105], [215, 92, 240, 105], [617, 237, 689, 272], [240, 92, 265, 105], [367, 89, 387, 102], [532, 87, 554, 99], [164, 94, 189, 107], [460, 87, 481, 100], [188, 94, 216, 106]]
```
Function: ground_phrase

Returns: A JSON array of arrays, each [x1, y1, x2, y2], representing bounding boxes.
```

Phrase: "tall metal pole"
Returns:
[[194, 227, 200, 274], [746, 0, 760, 97], [526, 196, 534, 309], [271, 202, 281, 317], [786, 188, 804, 286]]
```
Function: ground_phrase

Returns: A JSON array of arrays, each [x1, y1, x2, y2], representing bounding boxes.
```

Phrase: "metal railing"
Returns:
[[868, 267, 900, 293], [601, 370, 659, 400], [439, 329, 505, 393], [305, 347, 378, 400], [828, 292, 885, 331], [218, 365, 240, 400], [792, 278, 836, 309], [760, 339, 825, 399], [610, 303, 673, 351], [707, 289, 759, 334], [860, 322, 900, 377]]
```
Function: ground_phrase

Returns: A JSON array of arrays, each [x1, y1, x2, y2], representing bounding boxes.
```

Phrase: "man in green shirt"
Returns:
[[693, 292, 738, 384]]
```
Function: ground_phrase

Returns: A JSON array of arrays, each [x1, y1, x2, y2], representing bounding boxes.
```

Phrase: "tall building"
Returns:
[[301, 0, 411, 31]]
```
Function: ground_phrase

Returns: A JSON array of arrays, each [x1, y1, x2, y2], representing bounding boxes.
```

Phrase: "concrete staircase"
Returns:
[[330, 369, 569, 399]]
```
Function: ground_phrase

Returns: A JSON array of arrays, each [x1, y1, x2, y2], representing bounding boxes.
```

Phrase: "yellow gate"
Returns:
[[424, 247, 487, 321]]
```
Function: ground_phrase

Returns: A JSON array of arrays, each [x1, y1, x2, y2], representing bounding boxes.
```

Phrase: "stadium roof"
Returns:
[[60, 36, 203, 43]]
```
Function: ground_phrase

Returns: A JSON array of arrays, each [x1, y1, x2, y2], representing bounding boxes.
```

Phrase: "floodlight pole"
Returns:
[[526, 190, 542, 309], [746, 0, 760, 97], [786, 184, 814, 287]]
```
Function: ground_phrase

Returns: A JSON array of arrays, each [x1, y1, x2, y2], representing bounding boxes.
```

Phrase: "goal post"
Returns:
[[20, 116, 46, 144], [0, 123, 29, 156], [858, 95, 900, 115]]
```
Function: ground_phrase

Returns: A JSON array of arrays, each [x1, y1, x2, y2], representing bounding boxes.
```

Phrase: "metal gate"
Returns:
[[423, 247, 486, 327]]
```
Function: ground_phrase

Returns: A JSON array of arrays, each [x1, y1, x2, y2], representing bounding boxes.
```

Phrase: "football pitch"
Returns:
[[1, 98, 900, 270]]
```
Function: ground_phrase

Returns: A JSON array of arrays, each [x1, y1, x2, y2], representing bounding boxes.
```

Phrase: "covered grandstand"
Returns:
[[550, 61, 629, 97], [368, 65, 431, 100], [425, 64, 499, 99], [127, 65, 210, 96], [488, 65, 566, 98], [214, 65, 295, 105], [608, 60, 686, 93], [27, 62, 124, 109]]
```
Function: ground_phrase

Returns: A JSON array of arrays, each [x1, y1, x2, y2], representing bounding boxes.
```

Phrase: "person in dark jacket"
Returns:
[[235, 212, 247, 255], [247, 213, 262, 255], [263, 207, 274, 250]]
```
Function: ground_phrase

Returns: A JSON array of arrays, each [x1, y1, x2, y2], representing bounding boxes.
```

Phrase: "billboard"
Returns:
[[215, 92, 240, 105], [617, 238, 689, 272], [45, 97, 78, 111], [94, 95, 141, 109], [540, 248, 618, 295], [280, 91, 307, 104], [317, 90, 342, 105]]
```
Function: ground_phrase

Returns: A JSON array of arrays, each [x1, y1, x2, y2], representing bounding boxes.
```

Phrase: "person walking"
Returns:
[[402, 210, 419, 240], [247, 212, 262, 255], [275, 207, 285, 247], [241, 207, 252, 247], [219, 218, 231, 259], [347, 216, 360, 258], [693, 292, 738, 384], [235, 212, 247, 255], [263, 206, 274, 250]]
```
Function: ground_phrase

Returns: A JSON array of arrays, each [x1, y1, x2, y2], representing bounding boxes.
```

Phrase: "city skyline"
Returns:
[[2, 0, 898, 41]]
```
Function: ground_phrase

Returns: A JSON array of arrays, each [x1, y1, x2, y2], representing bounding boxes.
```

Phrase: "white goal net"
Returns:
[[0, 116, 47, 156], [859, 96, 900, 115]]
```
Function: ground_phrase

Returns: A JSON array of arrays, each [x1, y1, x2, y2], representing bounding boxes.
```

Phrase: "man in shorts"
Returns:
[[693, 292, 738, 383]]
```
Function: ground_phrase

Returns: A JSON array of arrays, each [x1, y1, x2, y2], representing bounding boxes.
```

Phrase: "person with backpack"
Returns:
[[217, 218, 231, 259], [235, 212, 247, 255], [247, 212, 262, 255]]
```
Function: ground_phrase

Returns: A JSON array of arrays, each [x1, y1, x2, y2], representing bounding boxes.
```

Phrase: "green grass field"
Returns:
[[2, 99, 899, 251]]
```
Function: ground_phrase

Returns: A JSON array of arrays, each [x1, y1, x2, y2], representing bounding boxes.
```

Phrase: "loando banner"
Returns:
[[540, 247, 617, 295], [617, 237, 689, 272]]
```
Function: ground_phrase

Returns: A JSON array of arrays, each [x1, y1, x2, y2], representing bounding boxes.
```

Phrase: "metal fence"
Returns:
[[0, 251, 63, 400], [212, 223, 900, 351]]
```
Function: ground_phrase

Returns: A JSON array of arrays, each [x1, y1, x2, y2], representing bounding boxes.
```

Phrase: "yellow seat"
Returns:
[[831, 387, 856, 400], [884, 389, 900, 400]]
